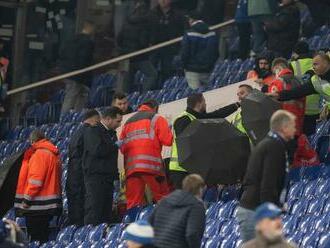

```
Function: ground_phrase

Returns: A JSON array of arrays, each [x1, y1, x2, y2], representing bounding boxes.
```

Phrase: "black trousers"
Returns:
[[170, 171, 189, 190], [25, 215, 51, 243], [84, 175, 114, 225], [237, 22, 251, 60], [303, 114, 319, 136]]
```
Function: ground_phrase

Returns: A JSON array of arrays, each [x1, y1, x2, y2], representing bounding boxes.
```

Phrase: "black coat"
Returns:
[[150, 6, 185, 54], [150, 190, 205, 248], [117, 2, 152, 62], [0, 151, 25, 218], [239, 134, 288, 210], [66, 123, 89, 225], [265, 3, 300, 58], [82, 123, 119, 179], [58, 33, 94, 86]]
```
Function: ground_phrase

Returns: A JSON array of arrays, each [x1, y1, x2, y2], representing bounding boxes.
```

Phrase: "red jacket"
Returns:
[[120, 105, 173, 177], [15, 139, 62, 216], [268, 69, 305, 136]]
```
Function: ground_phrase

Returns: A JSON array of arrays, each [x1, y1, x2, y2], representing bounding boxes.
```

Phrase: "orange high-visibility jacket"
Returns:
[[120, 105, 173, 177], [15, 139, 62, 215]]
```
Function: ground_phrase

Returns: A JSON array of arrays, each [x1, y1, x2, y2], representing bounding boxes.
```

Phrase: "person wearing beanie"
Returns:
[[290, 41, 320, 136], [123, 220, 156, 248], [242, 203, 296, 248], [66, 109, 100, 226]]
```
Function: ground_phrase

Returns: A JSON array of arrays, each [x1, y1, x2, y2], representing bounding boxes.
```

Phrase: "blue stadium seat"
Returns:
[[204, 235, 222, 248], [316, 136, 330, 163], [206, 202, 223, 220], [72, 225, 93, 244], [287, 181, 305, 200], [88, 223, 108, 243], [318, 232, 330, 248], [290, 199, 309, 216], [91, 239, 106, 248], [298, 215, 318, 233], [204, 219, 225, 238], [306, 198, 326, 216], [282, 215, 300, 236], [105, 224, 125, 242], [323, 198, 330, 214], [302, 180, 319, 198], [56, 225, 77, 245], [28, 241, 40, 248], [219, 233, 238, 248], [286, 230, 303, 246], [136, 205, 154, 221], [217, 200, 238, 219], [300, 231, 320, 248], [315, 213, 330, 233]]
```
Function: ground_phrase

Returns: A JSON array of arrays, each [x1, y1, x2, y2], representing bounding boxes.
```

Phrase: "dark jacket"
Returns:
[[240, 133, 288, 210], [150, 6, 185, 53], [117, 2, 152, 61], [279, 68, 330, 101], [174, 104, 239, 136], [181, 21, 218, 73], [66, 123, 89, 226], [150, 190, 205, 248], [172, 0, 199, 12], [265, 3, 300, 58], [199, 0, 225, 25], [82, 123, 119, 179], [58, 33, 94, 86]]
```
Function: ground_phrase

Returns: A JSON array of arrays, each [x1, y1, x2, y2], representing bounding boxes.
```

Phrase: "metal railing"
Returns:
[[7, 19, 235, 96]]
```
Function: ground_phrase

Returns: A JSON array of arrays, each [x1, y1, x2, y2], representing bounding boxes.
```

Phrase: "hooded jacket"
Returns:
[[180, 20, 218, 73], [150, 190, 205, 248], [15, 139, 62, 216]]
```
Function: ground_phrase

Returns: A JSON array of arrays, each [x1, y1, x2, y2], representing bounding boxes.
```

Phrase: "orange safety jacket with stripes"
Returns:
[[15, 139, 62, 216], [119, 105, 173, 177]]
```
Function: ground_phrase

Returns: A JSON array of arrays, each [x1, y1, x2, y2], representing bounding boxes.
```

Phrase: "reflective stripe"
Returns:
[[122, 134, 150, 145], [149, 115, 159, 139], [126, 163, 163, 172], [28, 179, 43, 186], [170, 157, 178, 162], [127, 154, 162, 163], [187, 31, 216, 38], [126, 129, 147, 138], [15, 194, 60, 201], [293, 61, 302, 78], [14, 203, 61, 210]]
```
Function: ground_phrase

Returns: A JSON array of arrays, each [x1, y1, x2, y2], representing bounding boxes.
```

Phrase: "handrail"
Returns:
[[7, 19, 235, 95]]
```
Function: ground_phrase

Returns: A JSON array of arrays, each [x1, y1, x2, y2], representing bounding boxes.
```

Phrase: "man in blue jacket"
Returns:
[[180, 11, 218, 89]]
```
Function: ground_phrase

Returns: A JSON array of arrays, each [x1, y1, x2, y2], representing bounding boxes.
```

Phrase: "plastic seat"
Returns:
[[287, 181, 305, 200], [73, 225, 93, 244], [91, 239, 106, 248], [315, 213, 330, 233], [290, 199, 309, 216], [217, 200, 238, 219], [219, 219, 236, 236], [300, 231, 320, 248], [56, 225, 77, 245], [286, 230, 303, 246], [323, 198, 330, 214], [298, 215, 318, 233], [316, 136, 330, 163], [219, 233, 238, 248], [88, 223, 108, 242], [206, 202, 223, 220], [204, 235, 222, 248], [318, 232, 330, 248], [136, 205, 154, 221], [106, 224, 125, 242], [204, 219, 226, 238], [282, 215, 300, 235], [306, 198, 326, 216]]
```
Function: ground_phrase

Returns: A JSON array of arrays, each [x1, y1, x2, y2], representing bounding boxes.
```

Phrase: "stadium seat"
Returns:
[[290, 198, 309, 216], [136, 205, 154, 221], [206, 202, 223, 220], [286, 181, 305, 200], [306, 198, 326, 215], [219, 233, 238, 248], [88, 223, 108, 243], [72, 225, 93, 244], [204, 219, 225, 238], [315, 213, 330, 233], [300, 231, 320, 248], [318, 232, 330, 248], [204, 235, 222, 248], [56, 225, 77, 245]]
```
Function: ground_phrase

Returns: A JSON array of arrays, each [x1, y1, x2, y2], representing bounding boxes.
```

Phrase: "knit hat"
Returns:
[[293, 41, 309, 55], [123, 220, 154, 245]]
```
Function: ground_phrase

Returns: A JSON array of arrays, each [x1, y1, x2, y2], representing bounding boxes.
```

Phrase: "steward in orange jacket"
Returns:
[[120, 100, 173, 210], [268, 68, 305, 136], [15, 130, 61, 243]]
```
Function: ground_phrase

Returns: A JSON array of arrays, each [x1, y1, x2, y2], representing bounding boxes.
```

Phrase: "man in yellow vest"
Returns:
[[290, 41, 321, 135], [231, 84, 254, 135], [169, 93, 240, 189], [269, 52, 330, 133]]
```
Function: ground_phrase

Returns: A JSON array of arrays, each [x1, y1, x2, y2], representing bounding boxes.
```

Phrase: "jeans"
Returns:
[[185, 71, 210, 90], [236, 206, 256, 242], [61, 79, 89, 114]]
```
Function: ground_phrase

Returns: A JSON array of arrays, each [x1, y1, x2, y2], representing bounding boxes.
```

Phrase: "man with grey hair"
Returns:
[[237, 110, 296, 242]]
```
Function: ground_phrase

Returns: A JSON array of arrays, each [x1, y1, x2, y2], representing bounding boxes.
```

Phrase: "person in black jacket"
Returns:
[[264, 0, 300, 59], [66, 109, 100, 226], [180, 11, 218, 89], [150, 0, 185, 84], [237, 110, 296, 243], [150, 174, 206, 248], [60, 21, 95, 114], [82, 107, 123, 225], [169, 93, 240, 189], [117, 0, 157, 93]]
